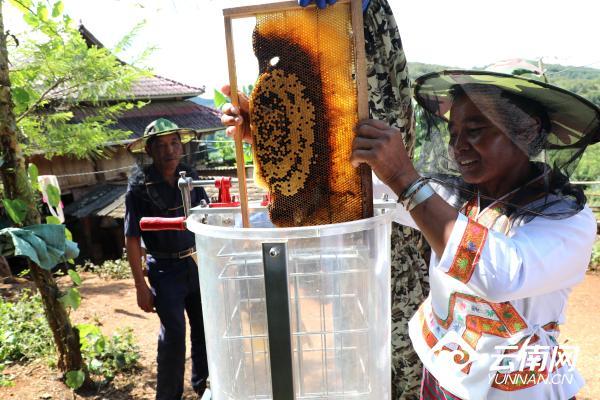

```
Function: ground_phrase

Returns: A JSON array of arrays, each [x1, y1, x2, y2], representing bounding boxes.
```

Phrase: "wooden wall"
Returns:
[[28, 145, 135, 193]]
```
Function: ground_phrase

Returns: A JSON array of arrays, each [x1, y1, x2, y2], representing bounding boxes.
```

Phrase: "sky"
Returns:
[[5, 0, 600, 99]]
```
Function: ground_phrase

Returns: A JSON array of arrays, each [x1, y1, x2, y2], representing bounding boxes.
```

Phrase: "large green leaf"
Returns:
[[12, 87, 30, 105], [65, 227, 73, 241], [76, 323, 102, 339], [36, 3, 48, 21], [65, 370, 85, 389], [213, 89, 228, 110], [51, 1, 63, 17], [2, 199, 28, 225], [58, 288, 81, 310], [45, 215, 61, 225], [67, 270, 82, 286], [27, 163, 39, 191], [45, 184, 61, 207], [8, 0, 33, 12]]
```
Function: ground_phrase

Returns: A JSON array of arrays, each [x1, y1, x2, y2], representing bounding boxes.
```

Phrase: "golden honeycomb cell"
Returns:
[[249, 5, 371, 227]]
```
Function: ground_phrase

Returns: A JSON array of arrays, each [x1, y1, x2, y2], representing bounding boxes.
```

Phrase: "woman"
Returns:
[[351, 70, 599, 399]]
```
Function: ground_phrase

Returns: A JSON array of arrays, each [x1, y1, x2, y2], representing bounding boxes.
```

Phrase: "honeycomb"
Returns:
[[249, 4, 372, 227]]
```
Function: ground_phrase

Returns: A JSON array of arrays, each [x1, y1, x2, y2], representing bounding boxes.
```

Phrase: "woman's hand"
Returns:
[[220, 84, 252, 143], [351, 119, 420, 197]]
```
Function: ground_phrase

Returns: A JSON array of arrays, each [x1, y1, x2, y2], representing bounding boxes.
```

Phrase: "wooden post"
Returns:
[[224, 16, 251, 228], [350, 0, 374, 218]]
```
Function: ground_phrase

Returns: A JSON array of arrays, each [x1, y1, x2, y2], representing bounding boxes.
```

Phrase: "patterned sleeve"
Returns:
[[436, 209, 596, 302]]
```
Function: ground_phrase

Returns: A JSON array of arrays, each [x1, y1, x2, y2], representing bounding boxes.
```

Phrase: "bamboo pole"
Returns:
[[224, 16, 251, 228], [349, 0, 374, 218]]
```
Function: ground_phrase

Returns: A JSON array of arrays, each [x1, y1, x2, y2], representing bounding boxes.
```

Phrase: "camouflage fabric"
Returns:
[[363, 0, 414, 154], [364, 1, 430, 399]]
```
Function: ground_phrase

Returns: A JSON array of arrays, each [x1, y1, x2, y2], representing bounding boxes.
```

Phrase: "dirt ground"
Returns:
[[1, 271, 599, 400]]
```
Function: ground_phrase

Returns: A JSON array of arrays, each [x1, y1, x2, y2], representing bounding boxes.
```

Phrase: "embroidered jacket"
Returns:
[[394, 192, 596, 400]]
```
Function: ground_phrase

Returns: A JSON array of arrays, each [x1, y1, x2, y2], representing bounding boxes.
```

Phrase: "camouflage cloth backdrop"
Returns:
[[364, 1, 431, 399]]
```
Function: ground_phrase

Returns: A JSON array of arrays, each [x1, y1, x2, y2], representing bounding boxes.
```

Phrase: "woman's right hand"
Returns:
[[220, 85, 253, 143], [351, 119, 420, 197]]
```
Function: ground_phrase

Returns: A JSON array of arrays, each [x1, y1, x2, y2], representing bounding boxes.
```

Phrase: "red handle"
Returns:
[[140, 217, 187, 231]]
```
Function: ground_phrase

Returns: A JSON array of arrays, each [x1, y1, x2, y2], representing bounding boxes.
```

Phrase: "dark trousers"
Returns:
[[148, 257, 208, 400]]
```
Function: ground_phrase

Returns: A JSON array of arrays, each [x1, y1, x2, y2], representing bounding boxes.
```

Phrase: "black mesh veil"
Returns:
[[412, 70, 600, 223]]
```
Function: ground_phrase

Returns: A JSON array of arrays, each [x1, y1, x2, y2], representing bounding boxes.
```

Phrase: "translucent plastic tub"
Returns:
[[187, 209, 393, 399]]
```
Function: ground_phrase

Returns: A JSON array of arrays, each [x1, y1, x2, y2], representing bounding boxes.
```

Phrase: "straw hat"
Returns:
[[127, 118, 197, 153]]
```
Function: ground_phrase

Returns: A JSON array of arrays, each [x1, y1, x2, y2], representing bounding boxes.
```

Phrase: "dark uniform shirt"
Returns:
[[124, 164, 209, 258]]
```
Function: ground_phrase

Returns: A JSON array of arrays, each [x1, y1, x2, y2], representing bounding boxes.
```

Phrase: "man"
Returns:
[[124, 118, 210, 399]]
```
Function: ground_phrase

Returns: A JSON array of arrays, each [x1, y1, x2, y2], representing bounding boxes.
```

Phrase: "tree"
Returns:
[[7, 0, 147, 158], [1, 0, 147, 388]]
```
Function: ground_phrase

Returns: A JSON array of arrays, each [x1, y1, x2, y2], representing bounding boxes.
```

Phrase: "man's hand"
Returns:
[[220, 84, 252, 143], [350, 119, 420, 196], [135, 282, 155, 313], [126, 235, 155, 313]]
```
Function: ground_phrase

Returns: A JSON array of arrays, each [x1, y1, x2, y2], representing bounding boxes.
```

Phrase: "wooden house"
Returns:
[[33, 25, 224, 264]]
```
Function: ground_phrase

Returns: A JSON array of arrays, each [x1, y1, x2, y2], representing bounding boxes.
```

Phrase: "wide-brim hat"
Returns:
[[127, 118, 197, 153], [413, 70, 600, 150]]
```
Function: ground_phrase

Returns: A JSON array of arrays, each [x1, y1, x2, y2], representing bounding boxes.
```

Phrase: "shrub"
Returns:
[[0, 290, 55, 363], [80, 257, 132, 280], [77, 324, 140, 382]]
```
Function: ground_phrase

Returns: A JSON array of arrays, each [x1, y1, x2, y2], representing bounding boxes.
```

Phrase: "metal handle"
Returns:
[[139, 217, 186, 231]]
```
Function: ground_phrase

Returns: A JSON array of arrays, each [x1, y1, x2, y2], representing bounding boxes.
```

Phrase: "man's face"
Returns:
[[146, 133, 183, 174], [448, 96, 529, 189]]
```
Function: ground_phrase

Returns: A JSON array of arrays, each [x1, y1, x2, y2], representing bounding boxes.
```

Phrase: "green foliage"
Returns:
[[45, 183, 60, 208], [0, 290, 140, 385], [80, 257, 132, 280], [27, 163, 39, 191], [590, 241, 600, 272], [77, 324, 140, 381], [206, 130, 253, 166], [213, 89, 228, 110], [572, 143, 600, 182], [0, 290, 55, 363], [45, 215, 61, 224], [65, 369, 85, 389], [7, 0, 149, 159], [0, 362, 15, 387], [2, 198, 28, 225], [68, 269, 82, 286], [58, 287, 81, 310]]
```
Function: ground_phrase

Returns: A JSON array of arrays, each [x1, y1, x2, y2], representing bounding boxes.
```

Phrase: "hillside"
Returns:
[[407, 61, 600, 107]]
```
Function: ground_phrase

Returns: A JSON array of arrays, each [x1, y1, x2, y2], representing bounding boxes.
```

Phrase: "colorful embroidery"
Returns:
[[421, 292, 528, 358], [447, 219, 488, 283], [462, 196, 478, 218]]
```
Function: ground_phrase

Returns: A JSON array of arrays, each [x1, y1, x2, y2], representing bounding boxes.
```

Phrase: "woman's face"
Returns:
[[448, 96, 530, 195]]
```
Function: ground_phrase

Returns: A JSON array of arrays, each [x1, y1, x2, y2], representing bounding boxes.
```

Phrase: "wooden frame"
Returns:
[[223, 0, 369, 227]]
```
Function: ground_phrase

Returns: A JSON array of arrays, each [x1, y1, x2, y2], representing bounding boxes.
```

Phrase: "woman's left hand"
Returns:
[[351, 119, 420, 196]]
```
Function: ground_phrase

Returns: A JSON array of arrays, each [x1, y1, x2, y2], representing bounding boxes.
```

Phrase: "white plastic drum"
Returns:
[[187, 210, 393, 400]]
